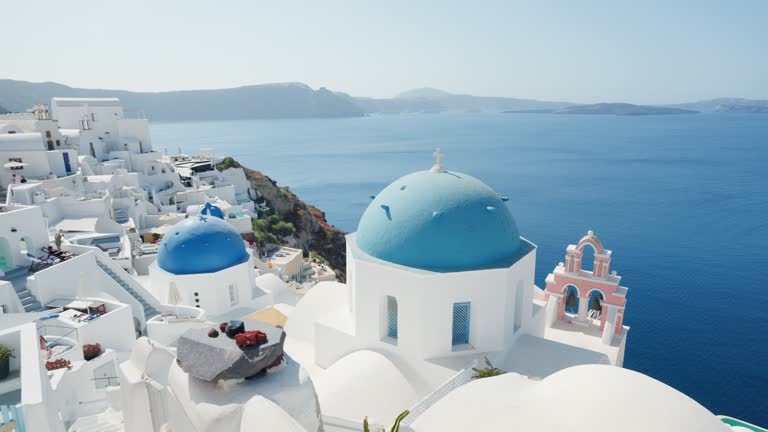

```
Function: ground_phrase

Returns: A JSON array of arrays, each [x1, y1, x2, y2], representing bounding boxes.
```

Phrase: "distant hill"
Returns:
[[395, 87, 455, 100], [354, 87, 573, 114], [505, 103, 698, 116], [666, 98, 768, 113], [715, 103, 768, 113], [0, 80, 365, 121], [2, 80, 761, 119]]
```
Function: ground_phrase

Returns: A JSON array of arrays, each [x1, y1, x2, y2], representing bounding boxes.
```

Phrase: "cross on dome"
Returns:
[[431, 148, 445, 173]]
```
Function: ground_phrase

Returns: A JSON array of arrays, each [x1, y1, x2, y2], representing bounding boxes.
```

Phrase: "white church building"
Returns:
[[284, 151, 632, 426]]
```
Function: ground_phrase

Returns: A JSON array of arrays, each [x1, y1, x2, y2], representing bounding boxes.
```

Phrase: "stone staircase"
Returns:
[[4, 267, 44, 312], [95, 259, 158, 320]]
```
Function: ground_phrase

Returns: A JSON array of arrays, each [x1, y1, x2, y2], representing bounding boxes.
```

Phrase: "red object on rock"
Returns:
[[235, 330, 268, 347], [219, 322, 228, 333], [82, 343, 102, 361]]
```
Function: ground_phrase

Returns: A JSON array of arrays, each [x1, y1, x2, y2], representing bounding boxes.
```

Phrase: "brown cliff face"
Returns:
[[241, 166, 347, 282]]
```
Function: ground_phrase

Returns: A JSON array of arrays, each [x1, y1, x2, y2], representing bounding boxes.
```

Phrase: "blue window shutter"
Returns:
[[387, 296, 398, 339], [452, 302, 471, 345]]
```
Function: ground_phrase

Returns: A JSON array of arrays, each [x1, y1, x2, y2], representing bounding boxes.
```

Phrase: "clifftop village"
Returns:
[[0, 98, 744, 432]]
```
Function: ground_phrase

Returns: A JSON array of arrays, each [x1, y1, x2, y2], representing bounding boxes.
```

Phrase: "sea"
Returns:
[[151, 112, 768, 425]]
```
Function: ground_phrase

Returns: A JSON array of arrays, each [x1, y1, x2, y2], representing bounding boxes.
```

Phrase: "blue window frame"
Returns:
[[387, 296, 398, 339], [452, 302, 471, 345]]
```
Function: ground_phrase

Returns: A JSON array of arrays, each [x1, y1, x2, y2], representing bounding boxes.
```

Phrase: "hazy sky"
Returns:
[[2, 0, 766, 103]]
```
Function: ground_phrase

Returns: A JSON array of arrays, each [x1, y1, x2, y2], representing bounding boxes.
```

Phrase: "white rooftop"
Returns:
[[412, 365, 729, 432]]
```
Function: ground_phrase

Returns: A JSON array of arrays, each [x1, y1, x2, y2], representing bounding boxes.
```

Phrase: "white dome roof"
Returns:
[[314, 350, 418, 425], [412, 365, 729, 432]]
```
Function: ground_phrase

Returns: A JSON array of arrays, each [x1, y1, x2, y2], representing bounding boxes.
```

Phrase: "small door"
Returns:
[[63, 152, 72, 174]]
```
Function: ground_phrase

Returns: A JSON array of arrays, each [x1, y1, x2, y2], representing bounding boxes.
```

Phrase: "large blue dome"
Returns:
[[356, 170, 521, 271], [157, 215, 249, 275]]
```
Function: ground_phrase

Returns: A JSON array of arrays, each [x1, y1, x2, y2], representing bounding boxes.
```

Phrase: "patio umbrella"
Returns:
[[3, 161, 29, 169], [166, 283, 183, 316]]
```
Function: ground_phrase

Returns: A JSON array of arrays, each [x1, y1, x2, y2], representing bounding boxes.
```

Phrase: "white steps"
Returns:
[[68, 409, 124, 432]]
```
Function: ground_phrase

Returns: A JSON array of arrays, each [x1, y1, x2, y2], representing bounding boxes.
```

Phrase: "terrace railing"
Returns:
[[0, 404, 25, 432]]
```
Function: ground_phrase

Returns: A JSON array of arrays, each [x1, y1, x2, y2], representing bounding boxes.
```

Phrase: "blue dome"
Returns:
[[356, 170, 521, 271], [157, 215, 249, 275], [200, 202, 224, 219]]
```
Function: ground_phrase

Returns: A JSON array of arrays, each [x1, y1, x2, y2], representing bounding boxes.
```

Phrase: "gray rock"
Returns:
[[176, 320, 285, 381]]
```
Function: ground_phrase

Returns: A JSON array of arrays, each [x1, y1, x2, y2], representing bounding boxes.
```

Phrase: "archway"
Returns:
[[564, 285, 579, 315], [580, 243, 596, 273], [587, 290, 604, 321], [0, 237, 13, 272], [19, 237, 31, 256]]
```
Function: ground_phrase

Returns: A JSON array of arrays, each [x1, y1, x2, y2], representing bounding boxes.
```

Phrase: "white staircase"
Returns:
[[94, 258, 159, 320], [5, 267, 44, 312], [401, 362, 478, 425], [67, 409, 124, 432], [113, 207, 129, 224]]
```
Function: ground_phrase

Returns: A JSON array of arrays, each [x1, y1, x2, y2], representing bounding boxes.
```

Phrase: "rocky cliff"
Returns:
[[239, 164, 348, 282]]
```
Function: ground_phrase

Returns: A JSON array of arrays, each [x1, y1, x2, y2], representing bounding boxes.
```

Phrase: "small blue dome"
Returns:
[[157, 215, 249, 275], [200, 202, 224, 219], [356, 170, 521, 271]]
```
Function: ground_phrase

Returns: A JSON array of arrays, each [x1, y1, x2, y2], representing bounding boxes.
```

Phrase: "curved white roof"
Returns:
[[284, 281, 348, 342], [413, 365, 729, 432], [241, 396, 306, 432], [314, 350, 418, 425]]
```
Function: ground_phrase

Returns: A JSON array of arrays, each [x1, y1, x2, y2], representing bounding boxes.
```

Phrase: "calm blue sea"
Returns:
[[152, 112, 768, 425]]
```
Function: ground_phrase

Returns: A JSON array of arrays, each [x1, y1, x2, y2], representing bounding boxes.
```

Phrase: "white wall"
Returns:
[[0, 281, 23, 313], [0, 205, 50, 270], [148, 258, 265, 317], [118, 119, 153, 152], [74, 303, 137, 353], [313, 237, 538, 386], [25, 252, 147, 333], [0, 323, 65, 432], [45, 149, 79, 177]]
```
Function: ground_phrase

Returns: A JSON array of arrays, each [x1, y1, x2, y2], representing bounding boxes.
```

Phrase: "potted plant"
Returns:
[[0, 344, 15, 380]]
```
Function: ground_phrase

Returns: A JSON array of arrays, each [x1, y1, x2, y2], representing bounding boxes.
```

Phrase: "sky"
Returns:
[[1, 0, 766, 104]]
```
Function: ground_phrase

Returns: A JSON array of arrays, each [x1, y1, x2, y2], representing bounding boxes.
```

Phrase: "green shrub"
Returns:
[[215, 157, 241, 171], [252, 214, 295, 248], [472, 357, 505, 379], [363, 410, 409, 432]]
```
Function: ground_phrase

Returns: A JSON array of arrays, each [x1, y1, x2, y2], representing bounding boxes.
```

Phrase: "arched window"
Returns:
[[587, 290, 604, 320], [386, 296, 398, 339], [564, 286, 580, 315]]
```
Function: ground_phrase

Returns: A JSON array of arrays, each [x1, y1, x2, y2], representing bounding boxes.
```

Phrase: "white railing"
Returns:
[[401, 359, 479, 426]]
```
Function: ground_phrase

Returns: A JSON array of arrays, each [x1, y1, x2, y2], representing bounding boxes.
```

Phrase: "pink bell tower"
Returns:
[[544, 230, 628, 345]]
